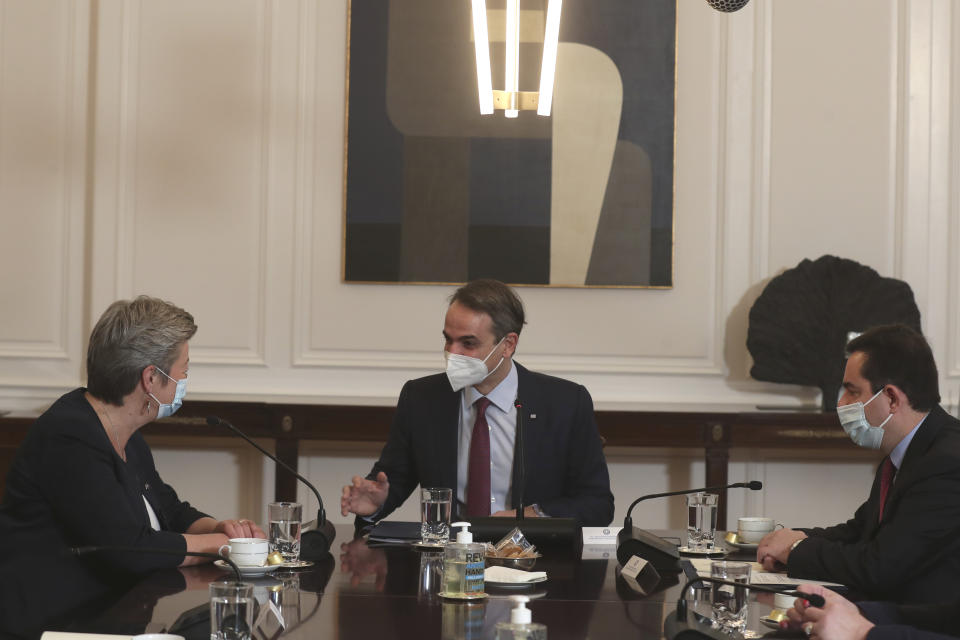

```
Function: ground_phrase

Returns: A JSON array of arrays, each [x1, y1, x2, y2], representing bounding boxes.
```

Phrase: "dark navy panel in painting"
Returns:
[[469, 138, 551, 228], [343, 0, 404, 281]]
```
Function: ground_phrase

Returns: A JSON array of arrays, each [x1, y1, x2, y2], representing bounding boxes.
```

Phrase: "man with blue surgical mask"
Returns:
[[340, 279, 614, 526], [756, 324, 960, 604]]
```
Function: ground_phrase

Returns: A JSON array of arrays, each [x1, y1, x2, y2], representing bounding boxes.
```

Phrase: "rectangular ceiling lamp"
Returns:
[[537, 0, 562, 116], [471, 0, 561, 117], [471, 0, 494, 115]]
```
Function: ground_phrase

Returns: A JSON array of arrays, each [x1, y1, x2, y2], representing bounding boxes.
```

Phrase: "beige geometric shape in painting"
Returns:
[[550, 43, 623, 285]]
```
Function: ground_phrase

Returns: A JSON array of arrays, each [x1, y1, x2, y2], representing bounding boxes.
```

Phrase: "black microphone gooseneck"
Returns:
[[623, 481, 763, 532], [514, 399, 525, 521], [206, 415, 336, 559], [70, 545, 243, 582], [617, 481, 763, 571]]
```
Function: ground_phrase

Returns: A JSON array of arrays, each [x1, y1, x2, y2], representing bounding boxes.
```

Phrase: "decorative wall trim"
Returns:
[[754, 1, 773, 282], [0, 1, 87, 363], [292, 0, 317, 367], [946, 1, 960, 380], [98, 1, 272, 366]]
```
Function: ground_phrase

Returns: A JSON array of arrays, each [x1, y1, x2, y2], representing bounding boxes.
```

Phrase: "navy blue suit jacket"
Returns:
[[788, 405, 960, 603], [365, 362, 614, 526], [859, 599, 959, 640], [0, 388, 209, 637]]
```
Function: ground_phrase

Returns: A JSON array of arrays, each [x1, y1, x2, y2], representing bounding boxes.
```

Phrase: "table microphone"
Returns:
[[664, 575, 824, 640], [70, 545, 243, 582], [616, 481, 762, 572], [514, 398, 525, 521], [206, 415, 336, 559]]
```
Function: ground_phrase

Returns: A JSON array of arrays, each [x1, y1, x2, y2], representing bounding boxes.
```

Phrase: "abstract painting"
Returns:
[[343, 0, 676, 287]]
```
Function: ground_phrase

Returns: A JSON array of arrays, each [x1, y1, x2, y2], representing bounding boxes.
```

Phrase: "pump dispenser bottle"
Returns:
[[495, 595, 547, 640], [441, 521, 486, 598]]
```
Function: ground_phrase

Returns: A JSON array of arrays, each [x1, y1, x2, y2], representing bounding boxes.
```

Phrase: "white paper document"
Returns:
[[688, 558, 844, 588]]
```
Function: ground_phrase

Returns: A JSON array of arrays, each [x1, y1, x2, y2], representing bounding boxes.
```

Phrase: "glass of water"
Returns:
[[209, 580, 255, 640], [420, 487, 452, 545], [268, 501, 302, 563], [417, 551, 444, 603], [686, 492, 718, 550], [270, 573, 301, 629], [710, 561, 751, 632]]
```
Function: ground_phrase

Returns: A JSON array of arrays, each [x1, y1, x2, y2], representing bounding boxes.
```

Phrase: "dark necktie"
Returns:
[[466, 397, 492, 517], [878, 458, 896, 522]]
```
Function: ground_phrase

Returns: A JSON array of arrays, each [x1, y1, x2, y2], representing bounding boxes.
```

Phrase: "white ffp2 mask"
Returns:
[[444, 337, 505, 392]]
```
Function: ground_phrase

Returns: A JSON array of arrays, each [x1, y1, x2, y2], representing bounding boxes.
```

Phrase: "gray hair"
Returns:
[[86, 296, 197, 405]]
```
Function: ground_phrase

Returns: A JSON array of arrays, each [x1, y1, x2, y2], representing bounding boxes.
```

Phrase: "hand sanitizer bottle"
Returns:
[[495, 595, 547, 640], [442, 521, 486, 598]]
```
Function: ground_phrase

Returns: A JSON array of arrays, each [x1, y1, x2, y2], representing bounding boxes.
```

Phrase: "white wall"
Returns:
[[1, 0, 955, 527]]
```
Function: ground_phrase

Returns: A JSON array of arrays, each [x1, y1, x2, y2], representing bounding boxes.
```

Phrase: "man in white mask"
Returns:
[[756, 324, 960, 604], [340, 279, 614, 526]]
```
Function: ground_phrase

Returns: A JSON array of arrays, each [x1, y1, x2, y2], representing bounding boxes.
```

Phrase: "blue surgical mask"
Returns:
[[149, 366, 188, 419], [836, 388, 891, 449]]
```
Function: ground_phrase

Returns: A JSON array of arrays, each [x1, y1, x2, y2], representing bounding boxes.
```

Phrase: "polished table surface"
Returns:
[[53, 526, 783, 640]]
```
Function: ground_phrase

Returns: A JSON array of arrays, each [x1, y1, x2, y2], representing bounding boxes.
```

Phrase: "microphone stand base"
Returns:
[[300, 518, 336, 561], [664, 609, 745, 640]]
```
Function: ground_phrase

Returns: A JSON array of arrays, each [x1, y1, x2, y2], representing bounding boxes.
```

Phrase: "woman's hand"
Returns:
[[215, 518, 266, 539]]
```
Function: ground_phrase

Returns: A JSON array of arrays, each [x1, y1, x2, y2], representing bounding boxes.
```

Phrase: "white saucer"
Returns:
[[439, 591, 489, 600], [485, 575, 547, 588], [677, 546, 726, 556], [411, 541, 446, 551], [727, 540, 759, 551], [214, 559, 281, 577]]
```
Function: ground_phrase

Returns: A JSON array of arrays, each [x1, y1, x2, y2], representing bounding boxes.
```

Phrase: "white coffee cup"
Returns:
[[774, 592, 797, 610], [219, 537, 269, 566], [737, 517, 776, 543]]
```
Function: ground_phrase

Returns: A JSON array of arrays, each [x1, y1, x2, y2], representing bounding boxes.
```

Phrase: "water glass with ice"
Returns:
[[710, 561, 751, 632], [420, 487, 452, 544], [686, 492, 718, 550], [209, 581, 255, 640], [268, 501, 302, 563]]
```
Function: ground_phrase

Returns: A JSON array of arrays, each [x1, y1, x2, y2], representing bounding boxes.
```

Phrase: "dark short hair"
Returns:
[[86, 296, 197, 405], [449, 279, 526, 341], [846, 324, 940, 411]]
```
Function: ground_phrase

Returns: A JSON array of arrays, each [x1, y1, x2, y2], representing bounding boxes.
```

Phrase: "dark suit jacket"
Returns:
[[788, 405, 960, 603], [365, 363, 615, 526], [859, 599, 960, 640], [0, 388, 209, 638]]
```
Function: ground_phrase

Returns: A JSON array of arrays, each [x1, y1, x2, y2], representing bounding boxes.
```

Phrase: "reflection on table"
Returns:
[[47, 526, 783, 640]]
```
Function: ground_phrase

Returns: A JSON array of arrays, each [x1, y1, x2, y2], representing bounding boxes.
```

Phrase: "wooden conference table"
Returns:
[[52, 526, 784, 640]]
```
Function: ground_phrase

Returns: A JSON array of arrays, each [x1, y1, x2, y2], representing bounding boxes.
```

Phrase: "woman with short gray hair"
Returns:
[[0, 296, 265, 635]]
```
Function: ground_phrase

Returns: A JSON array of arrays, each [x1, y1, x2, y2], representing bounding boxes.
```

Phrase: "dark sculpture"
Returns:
[[747, 255, 922, 411]]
